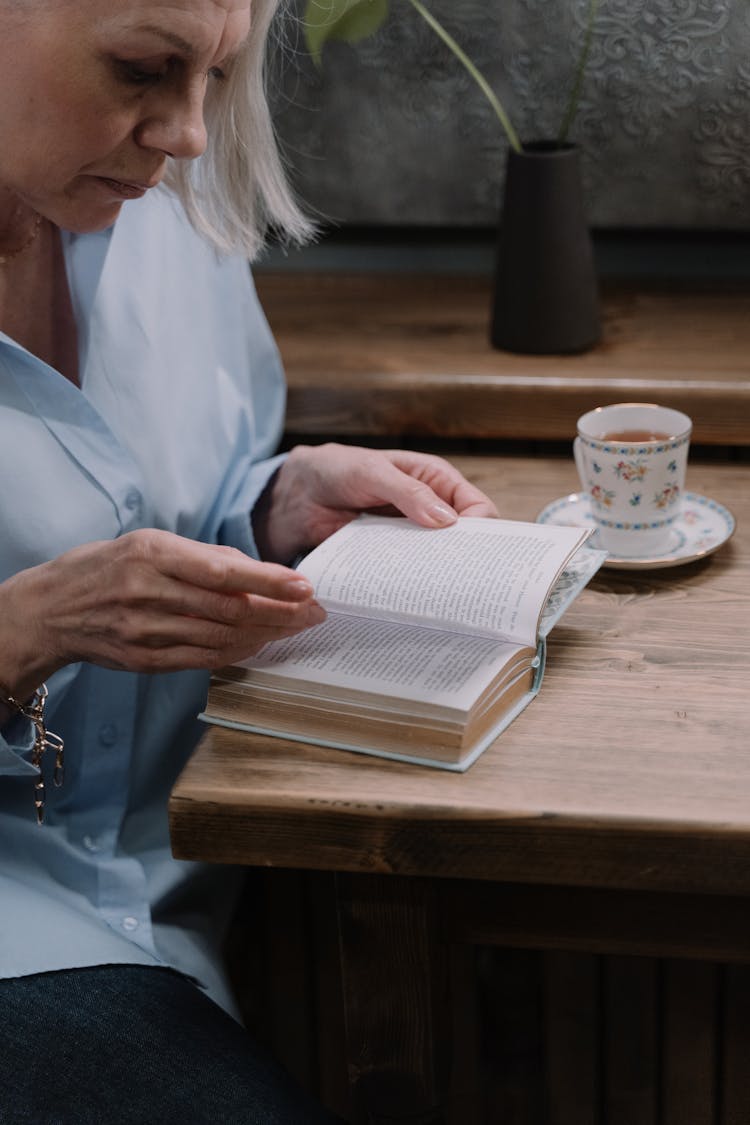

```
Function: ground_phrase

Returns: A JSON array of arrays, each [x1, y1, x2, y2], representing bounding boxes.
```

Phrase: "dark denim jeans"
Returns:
[[0, 965, 343, 1124]]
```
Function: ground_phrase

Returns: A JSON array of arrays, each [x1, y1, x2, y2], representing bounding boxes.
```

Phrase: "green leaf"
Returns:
[[304, 0, 390, 67]]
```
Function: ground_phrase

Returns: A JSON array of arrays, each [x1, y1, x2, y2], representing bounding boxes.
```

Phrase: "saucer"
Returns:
[[537, 492, 736, 570]]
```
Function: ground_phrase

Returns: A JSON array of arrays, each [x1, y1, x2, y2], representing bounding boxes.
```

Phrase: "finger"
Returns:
[[126, 531, 314, 601], [125, 575, 323, 631], [453, 497, 499, 517], [117, 598, 326, 648], [93, 602, 327, 672], [445, 478, 499, 518], [119, 623, 322, 674], [351, 458, 458, 528], [384, 452, 499, 519]]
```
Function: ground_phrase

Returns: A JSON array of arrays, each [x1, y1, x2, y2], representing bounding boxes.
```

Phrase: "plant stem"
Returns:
[[558, 0, 599, 143], [406, 0, 523, 154]]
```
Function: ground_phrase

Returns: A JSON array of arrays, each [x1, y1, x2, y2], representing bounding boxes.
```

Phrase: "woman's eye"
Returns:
[[207, 66, 226, 82], [116, 60, 168, 86]]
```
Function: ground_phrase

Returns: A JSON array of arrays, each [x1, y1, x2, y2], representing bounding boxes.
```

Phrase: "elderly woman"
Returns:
[[0, 0, 496, 1120]]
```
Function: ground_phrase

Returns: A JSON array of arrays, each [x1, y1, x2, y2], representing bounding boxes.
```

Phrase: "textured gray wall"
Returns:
[[269, 0, 750, 229]]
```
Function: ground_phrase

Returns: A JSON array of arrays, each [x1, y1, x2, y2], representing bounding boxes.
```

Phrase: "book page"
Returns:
[[298, 515, 591, 647], [539, 546, 609, 637], [239, 612, 531, 714]]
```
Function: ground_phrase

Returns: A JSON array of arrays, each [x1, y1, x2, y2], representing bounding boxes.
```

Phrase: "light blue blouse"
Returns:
[[0, 189, 286, 1016]]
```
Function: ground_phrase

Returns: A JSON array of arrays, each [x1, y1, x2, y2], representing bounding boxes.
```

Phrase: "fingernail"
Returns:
[[287, 578, 314, 598], [428, 502, 457, 526]]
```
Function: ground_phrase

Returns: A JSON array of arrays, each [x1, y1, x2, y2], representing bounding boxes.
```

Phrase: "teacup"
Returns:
[[574, 402, 692, 556]]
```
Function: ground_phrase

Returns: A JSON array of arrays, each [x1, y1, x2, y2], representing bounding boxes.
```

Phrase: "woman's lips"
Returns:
[[93, 176, 152, 200]]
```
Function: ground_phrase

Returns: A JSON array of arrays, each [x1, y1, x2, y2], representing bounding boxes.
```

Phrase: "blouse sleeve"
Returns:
[[202, 263, 290, 560]]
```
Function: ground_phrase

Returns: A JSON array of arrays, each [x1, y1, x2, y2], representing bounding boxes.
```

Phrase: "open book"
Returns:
[[200, 516, 606, 771]]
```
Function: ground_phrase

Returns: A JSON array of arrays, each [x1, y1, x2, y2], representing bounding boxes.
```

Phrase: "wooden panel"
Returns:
[[602, 956, 659, 1125], [333, 873, 452, 1125], [233, 868, 750, 1125], [544, 952, 599, 1125], [662, 960, 718, 1125], [307, 872, 354, 1120], [477, 947, 545, 1125], [719, 965, 750, 1125], [444, 883, 750, 965], [254, 274, 750, 444], [446, 945, 483, 1125]]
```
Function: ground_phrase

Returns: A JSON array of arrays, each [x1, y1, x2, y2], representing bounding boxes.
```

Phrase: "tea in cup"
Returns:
[[574, 403, 692, 556]]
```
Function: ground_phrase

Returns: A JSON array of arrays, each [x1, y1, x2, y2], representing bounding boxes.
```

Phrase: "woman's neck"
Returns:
[[0, 216, 79, 387], [0, 189, 41, 257]]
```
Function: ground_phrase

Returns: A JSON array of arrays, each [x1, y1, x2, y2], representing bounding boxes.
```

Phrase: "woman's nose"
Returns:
[[135, 86, 208, 161]]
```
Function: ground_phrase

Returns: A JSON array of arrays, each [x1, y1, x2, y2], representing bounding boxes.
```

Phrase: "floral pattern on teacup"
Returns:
[[629, 493, 642, 507], [590, 484, 615, 507], [654, 483, 680, 509], [614, 458, 648, 481]]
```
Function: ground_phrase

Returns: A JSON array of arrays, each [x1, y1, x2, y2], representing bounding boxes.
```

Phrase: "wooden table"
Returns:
[[170, 454, 750, 1125], [255, 274, 750, 445]]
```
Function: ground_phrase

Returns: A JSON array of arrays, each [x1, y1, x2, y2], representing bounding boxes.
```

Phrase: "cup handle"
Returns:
[[573, 436, 587, 492]]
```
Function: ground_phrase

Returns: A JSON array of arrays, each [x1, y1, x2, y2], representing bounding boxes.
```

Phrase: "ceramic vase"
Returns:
[[490, 141, 601, 355]]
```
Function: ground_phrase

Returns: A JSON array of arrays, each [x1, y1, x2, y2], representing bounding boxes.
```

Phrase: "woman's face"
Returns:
[[0, 0, 251, 232]]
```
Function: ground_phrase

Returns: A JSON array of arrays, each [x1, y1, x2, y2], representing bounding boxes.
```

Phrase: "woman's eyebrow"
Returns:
[[139, 26, 197, 58], [135, 25, 241, 67]]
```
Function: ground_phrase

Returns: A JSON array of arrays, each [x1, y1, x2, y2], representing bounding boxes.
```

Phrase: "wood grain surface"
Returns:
[[254, 275, 750, 444], [170, 454, 749, 897]]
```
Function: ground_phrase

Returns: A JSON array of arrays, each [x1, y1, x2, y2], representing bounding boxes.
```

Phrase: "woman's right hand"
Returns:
[[0, 529, 326, 702]]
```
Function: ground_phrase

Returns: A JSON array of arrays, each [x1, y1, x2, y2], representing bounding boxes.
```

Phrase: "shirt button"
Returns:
[[82, 835, 100, 853], [98, 723, 118, 747], [124, 490, 141, 511], [122, 917, 139, 932]]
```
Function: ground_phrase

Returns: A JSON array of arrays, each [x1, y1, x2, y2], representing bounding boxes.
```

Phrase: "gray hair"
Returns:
[[166, 0, 314, 258]]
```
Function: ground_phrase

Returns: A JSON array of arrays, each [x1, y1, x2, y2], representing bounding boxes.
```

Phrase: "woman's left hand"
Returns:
[[254, 443, 499, 563]]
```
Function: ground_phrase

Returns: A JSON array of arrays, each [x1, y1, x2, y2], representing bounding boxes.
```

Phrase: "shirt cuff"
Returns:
[[217, 452, 287, 560], [0, 663, 79, 776], [0, 712, 38, 776]]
